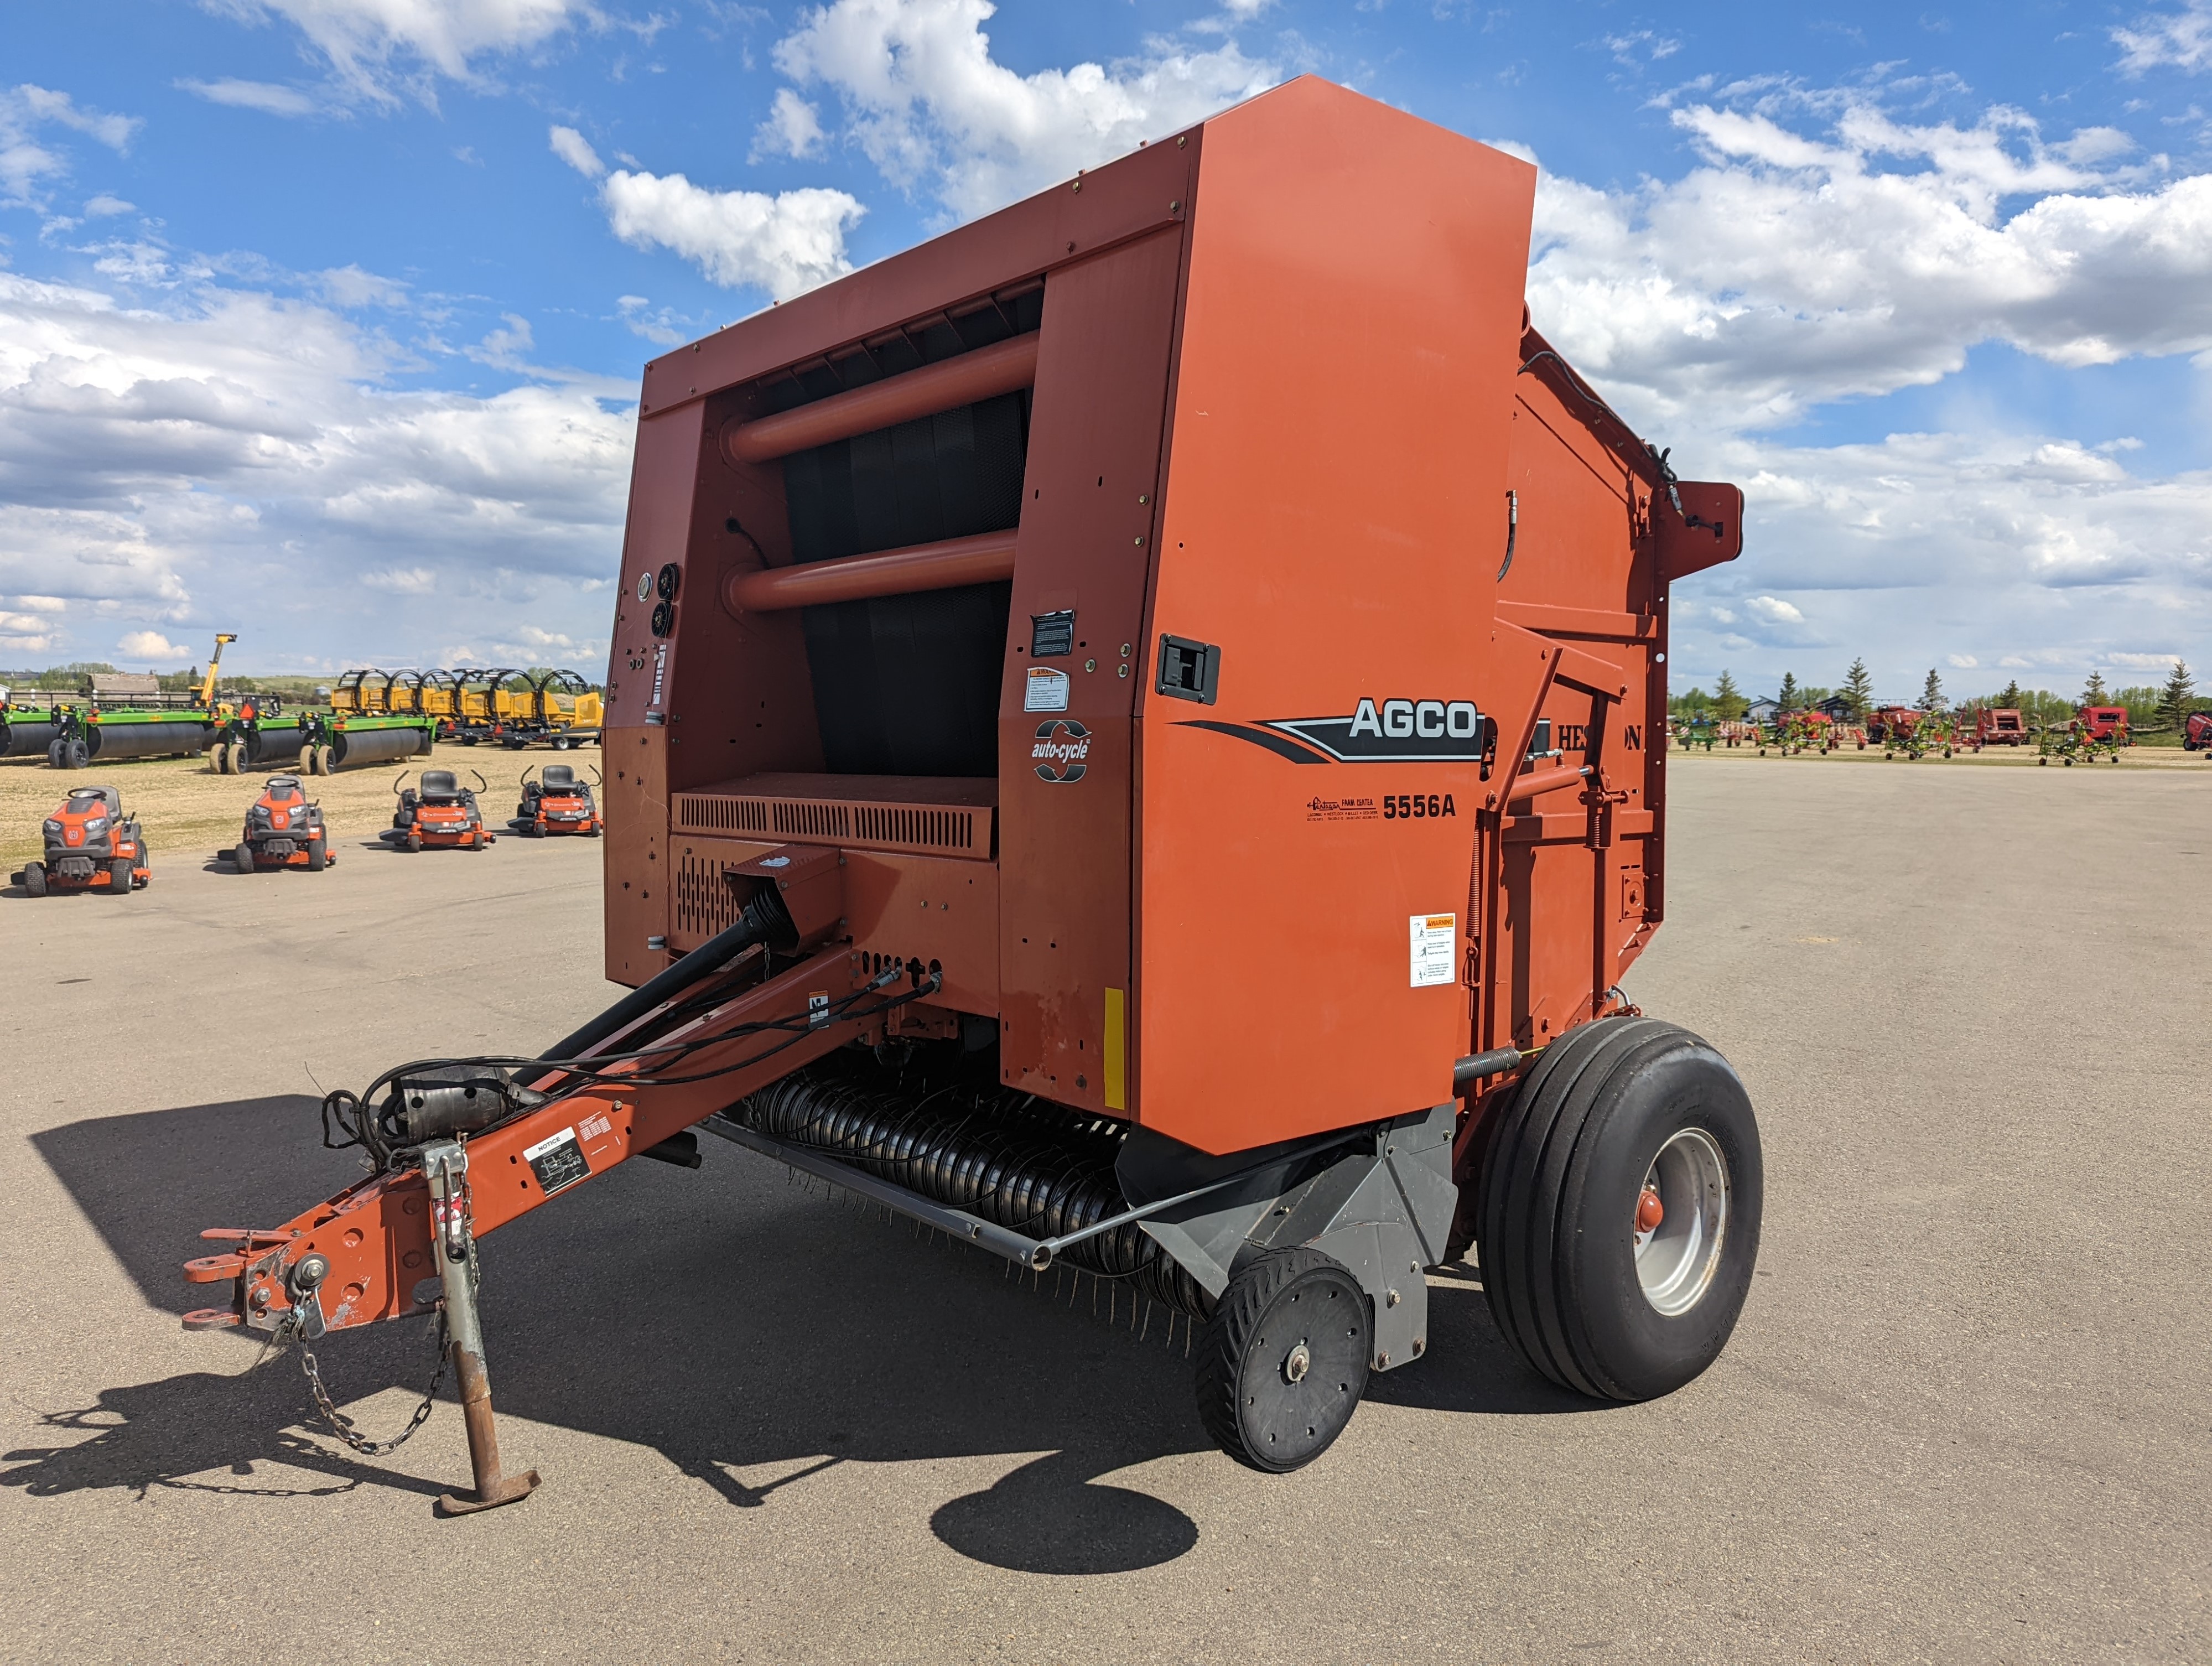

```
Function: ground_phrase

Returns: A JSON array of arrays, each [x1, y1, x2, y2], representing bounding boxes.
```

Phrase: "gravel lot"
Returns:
[[2, 756, 2204, 1664]]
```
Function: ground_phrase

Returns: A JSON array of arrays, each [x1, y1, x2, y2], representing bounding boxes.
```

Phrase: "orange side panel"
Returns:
[[603, 402, 706, 983], [1137, 80, 1536, 1153], [996, 226, 1187, 1115]]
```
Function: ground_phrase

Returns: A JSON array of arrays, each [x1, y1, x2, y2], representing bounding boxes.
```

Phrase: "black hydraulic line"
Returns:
[[538, 888, 797, 1065]]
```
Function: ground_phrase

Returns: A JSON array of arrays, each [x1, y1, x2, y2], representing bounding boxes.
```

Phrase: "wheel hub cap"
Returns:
[[1633, 1127, 1730, 1316]]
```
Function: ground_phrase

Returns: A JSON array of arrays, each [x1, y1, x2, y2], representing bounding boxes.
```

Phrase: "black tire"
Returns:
[[214, 743, 232, 775], [65, 739, 88, 769], [553, 735, 572, 751], [1193, 1246, 1370, 1473], [406, 832, 423, 853], [1476, 1016, 1762, 1403], [24, 863, 48, 897], [233, 842, 257, 874], [110, 857, 134, 894], [305, 836, 327, 872], [46, 739, 62, 767]]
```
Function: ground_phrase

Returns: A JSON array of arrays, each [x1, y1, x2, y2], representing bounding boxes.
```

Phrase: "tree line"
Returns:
[[1670, 659, 2206, 733]]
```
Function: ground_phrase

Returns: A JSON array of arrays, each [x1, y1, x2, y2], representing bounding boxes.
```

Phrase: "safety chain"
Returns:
[[294, 1306, 450, 1457]]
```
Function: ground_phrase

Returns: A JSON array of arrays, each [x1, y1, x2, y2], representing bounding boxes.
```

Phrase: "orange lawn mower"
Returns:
[[227, 775, 335, 873], [13, 784, 151, 897], [381, 769, 495, 853], [508, 762, 603, 838]]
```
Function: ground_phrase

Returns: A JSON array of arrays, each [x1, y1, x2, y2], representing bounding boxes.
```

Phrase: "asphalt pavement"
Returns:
[[1, 757, 2204, 1664]]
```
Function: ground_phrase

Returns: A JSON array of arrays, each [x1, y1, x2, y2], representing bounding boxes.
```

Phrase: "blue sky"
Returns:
[[3, 0, 2210, 703]]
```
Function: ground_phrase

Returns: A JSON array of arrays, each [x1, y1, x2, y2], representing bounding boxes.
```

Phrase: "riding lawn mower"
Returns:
[[508, 763, 603, 837], [228, 775, 335, 872], [381, 769, 494, 852], [13, 784, 150, 896]]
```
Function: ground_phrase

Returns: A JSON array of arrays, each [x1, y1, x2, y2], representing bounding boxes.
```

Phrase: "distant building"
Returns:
[[1746, 697, 1783, 725], [1816, 695, 1855, 722]]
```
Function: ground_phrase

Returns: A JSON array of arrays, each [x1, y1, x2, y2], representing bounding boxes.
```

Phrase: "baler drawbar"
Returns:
[[188, 75, 1765, 1507]]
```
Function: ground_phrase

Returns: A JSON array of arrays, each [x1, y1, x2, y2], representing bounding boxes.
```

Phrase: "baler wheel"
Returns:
[[233, 843, 255, 875], [1193, 1245, 1370, 1473], [109, 858, 134, 895], [1476, 1016, 1762, 1402], [23, 863, 46, 896]]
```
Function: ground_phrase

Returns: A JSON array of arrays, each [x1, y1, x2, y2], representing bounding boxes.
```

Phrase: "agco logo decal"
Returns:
[[1034, 718, 1091, 782], [1178, 698, 1486, 765]]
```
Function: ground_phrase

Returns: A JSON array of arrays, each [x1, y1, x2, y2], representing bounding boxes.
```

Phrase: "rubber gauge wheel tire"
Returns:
[[233, 842, 256, 875], [1476, 1016, 1762, 1403], [1195, 1246, 1370, 1473]]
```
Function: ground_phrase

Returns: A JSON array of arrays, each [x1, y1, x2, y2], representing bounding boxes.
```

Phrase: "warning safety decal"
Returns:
[[1409, 914, 1457, 988]]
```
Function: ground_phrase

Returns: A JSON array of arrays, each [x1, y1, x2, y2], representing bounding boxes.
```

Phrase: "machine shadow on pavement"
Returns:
[[20, 1095, 1236, 1571], [22, 1095, 1598, 1571]]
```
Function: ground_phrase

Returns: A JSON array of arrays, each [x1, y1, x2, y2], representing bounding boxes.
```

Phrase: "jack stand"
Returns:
[[423, 1140, 541, 1516]]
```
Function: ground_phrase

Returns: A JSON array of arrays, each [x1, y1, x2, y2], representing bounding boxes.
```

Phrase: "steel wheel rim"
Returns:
[[1633, 1127, 1730, 1316]]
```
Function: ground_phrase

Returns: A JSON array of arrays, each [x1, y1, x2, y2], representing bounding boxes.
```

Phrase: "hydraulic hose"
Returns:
[[539, 886, 797, 1065]]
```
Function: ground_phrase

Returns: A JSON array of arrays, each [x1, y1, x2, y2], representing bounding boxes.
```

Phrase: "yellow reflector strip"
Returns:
[[1104, 987, 1126, 1112]]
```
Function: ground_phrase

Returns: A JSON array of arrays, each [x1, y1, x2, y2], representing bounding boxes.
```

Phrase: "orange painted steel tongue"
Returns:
[[1636, 1187, 1664, 1234], [423, 1140, 541, 1516]]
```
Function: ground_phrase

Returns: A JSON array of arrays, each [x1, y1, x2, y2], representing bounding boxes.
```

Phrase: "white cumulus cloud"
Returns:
[[753, 87, 827, 160], [116, 629, 189, 661], [0, 84, 140, 206], [548, 123, 604, 177], [214, 0, 594, 102], [0, 268, 634, 667], [772, 0, 1280, 221], [1525, 91, 2212, 433], [553, 125, 864, 300], [2114, 2, 2212, 74]]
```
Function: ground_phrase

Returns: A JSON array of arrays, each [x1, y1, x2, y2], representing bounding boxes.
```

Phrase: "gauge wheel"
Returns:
[[1476, 1016, 1763, 1402], [1194, 1246, 1370, 1473]]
